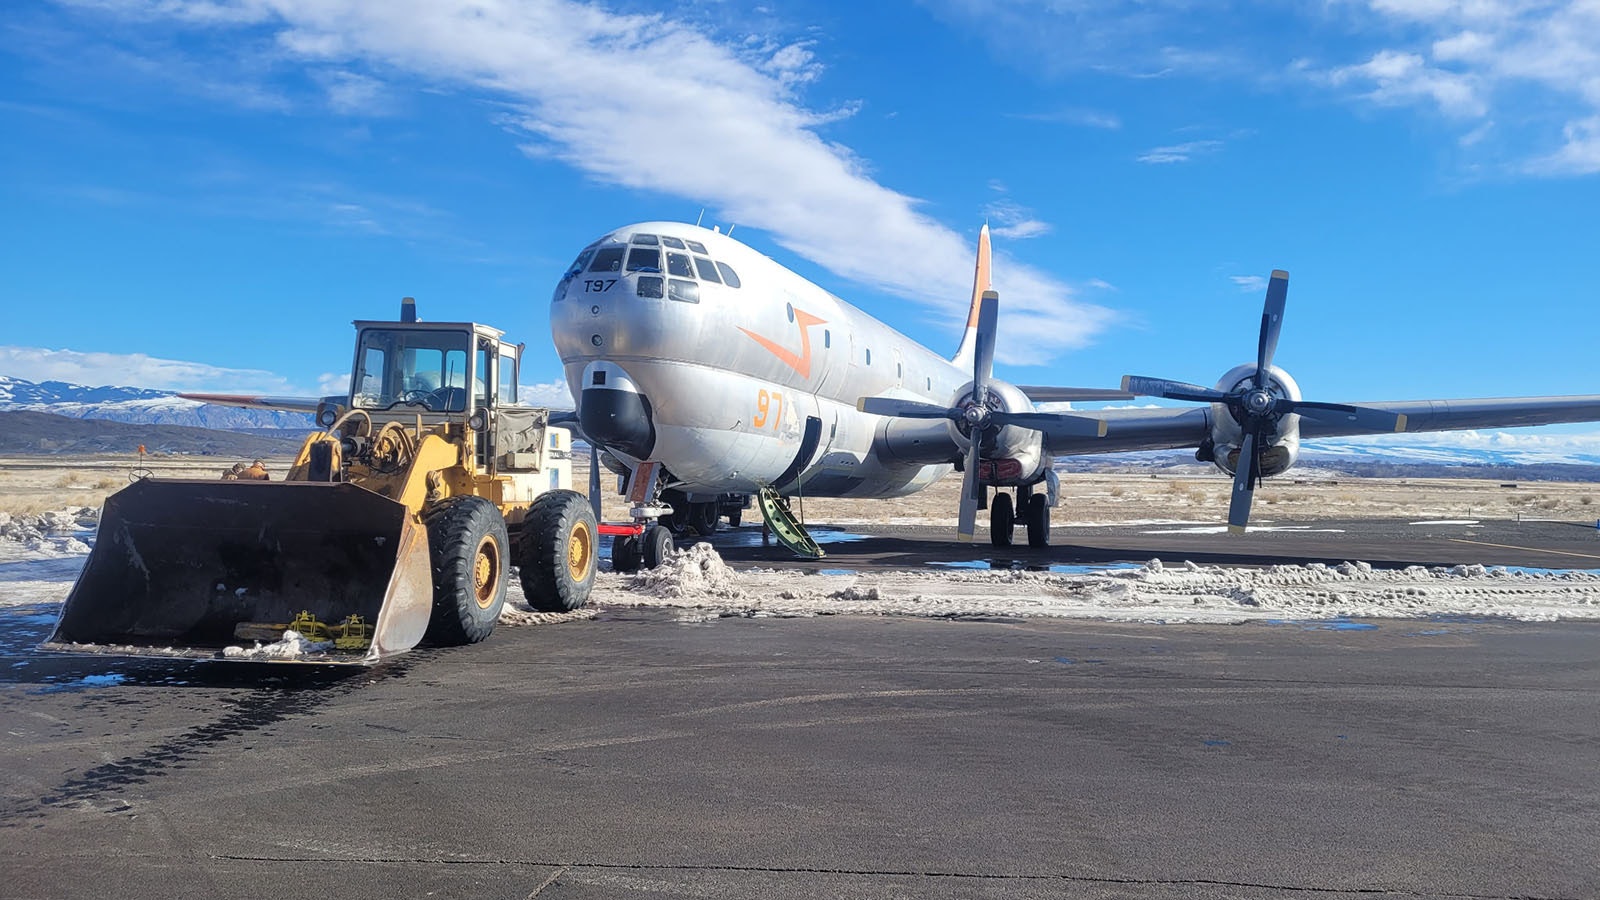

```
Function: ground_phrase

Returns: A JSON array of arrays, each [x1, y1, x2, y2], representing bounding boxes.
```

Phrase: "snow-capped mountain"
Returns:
[[0, 375, 312, 429]]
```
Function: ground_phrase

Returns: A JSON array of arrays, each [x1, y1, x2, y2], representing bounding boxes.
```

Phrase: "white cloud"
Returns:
[[1230, 274, 1267, 292], [0, 346, 305, 393], [1009, 107, 1123, 129], [1322, 49, 1487, 118], [520, 378, 576, 409], [983, 198, 1052, 240], [1137, 139, 1223, 164], [70, 0, 1112, 363]]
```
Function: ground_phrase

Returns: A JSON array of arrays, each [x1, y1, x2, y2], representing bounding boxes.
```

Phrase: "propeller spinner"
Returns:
[[1121, 270, 1406, 534]]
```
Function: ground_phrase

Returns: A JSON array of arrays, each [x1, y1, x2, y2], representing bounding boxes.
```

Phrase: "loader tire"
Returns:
[[425, 496, 509, 646], [519, 490, 597, 612]]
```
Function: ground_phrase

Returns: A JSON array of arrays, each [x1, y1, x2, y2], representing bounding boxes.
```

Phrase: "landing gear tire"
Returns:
[[990, 492, 1015, 547], [688, 501, 718, 536], [612, 534, 643, 573], [518, 489, 598, 612], [1026, 493, 1050, 548], [425, 495, 509, 645], [727, 508, 742, 528], [642, 525, 675, 569]]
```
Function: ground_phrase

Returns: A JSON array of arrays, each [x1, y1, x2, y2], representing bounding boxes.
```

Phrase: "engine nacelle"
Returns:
[[1204, 363, 1302, 479], [950, 378, 1047, 487]]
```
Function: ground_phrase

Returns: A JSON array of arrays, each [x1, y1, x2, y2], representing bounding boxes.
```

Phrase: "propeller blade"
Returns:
[[1254, 269, 1288, 386], [1227, 430, 1260, 535], [1121, 375, 1229, 404], [1288, 402, 1408, 433], [957, 438, 982, 542], [857, 397, 957, 420], [972, 291, 998, 407], [991, 411, 1108, 437], [588, 442, 602, 523]]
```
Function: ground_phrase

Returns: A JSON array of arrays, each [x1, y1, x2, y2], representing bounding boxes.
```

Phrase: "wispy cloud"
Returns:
[[1230, 274, 1266, 292], [1137, 139, 1223, 164], [1008, 107, 1123, 130], [60, 0, 1113, 363], [0, 346, 305, 394], [983, 197, 1052, 240]]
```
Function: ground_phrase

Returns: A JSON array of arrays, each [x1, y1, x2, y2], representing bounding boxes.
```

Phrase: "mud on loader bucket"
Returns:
[[44, 479, 434, 665]]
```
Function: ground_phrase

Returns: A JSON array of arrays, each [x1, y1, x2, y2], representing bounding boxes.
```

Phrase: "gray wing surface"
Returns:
[[1036, 395, 1600, 456]]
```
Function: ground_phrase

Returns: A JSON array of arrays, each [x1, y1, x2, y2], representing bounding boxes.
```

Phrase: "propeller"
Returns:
[[858, 291, 1107, 542], [1121, 270, 1406, 534]]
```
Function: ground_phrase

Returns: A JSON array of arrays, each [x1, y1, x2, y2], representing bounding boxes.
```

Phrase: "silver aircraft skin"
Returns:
[[553, 220, 1600, 539]]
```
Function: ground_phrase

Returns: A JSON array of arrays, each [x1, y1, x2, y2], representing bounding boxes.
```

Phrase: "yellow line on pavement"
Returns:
[[1449, 538, 1600, 562]]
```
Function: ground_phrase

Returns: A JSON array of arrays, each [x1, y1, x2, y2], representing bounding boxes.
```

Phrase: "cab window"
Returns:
[[352, 328, 470, 412], [497, 348, 517, 404]]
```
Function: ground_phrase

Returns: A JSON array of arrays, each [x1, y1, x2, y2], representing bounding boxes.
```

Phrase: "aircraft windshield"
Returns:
[[352, 328, 472, 413]]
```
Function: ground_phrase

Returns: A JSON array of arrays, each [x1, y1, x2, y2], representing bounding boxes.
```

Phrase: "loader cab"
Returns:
[[349, 321, 513, 420]]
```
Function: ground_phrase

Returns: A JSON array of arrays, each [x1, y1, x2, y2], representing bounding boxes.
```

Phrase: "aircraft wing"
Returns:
[[1036, 395, 1600, 456], [177, 393, 334, 413]]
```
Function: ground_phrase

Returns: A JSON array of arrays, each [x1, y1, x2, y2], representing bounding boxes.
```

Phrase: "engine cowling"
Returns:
[[1204, 363, 1301, 478], [949, 378, 1047, 486]]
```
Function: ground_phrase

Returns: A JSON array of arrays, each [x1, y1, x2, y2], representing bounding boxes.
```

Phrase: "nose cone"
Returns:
[[578, 362, 654, 460]]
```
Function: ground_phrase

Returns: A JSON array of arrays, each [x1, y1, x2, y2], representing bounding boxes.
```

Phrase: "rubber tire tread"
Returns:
[[990, 492, 1015, 547], [519, 489, 598, 612], [612, 534, 642, 573], [1026, 493, 1051, 548], [425, 495, 509, 646], [642, 525, 675, 569]]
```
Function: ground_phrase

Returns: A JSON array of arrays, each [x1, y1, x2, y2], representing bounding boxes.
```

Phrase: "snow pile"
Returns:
[[0, 509, 97, 555], [592, 549, 1600, 624], [222, 629, 334, 659], [624, 542, 747, 600]]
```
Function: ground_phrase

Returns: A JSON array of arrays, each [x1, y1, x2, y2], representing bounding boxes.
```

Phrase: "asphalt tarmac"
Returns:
[[706, 516, 1600, 572], [4, 597, 1599, 898]]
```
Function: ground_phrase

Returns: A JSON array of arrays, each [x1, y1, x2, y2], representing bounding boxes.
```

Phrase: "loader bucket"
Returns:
[[44, 479, 434, 665]]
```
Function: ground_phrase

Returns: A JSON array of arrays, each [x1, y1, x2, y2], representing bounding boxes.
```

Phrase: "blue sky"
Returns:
[[3, 0, 1599, 434]]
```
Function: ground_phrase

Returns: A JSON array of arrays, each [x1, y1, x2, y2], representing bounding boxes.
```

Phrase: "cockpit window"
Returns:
[[565, 247, 596, 278], [626, 247, 662, 273], [588, 247, 624, 273], [686, 240, 708, 254], [631, 233, 659, 245], [668, 279, 700, 303], [694, 257, 721, 283], [661, 236, 686, 249], [637, 276, 664, 299], [666, 252, 694, 277], [715, 261, 741, 288]]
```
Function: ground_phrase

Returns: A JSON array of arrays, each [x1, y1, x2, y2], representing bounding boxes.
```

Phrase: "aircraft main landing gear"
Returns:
[[990, 492, 1015, 547]]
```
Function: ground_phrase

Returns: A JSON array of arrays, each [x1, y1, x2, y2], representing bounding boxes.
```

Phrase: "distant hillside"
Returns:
[[0, 375, 313, 429], [0, 410, 309, 456]]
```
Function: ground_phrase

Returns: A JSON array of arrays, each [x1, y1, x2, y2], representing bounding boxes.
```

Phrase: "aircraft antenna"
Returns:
[[727, 224, 736, 238], [695, 209, 705, 228]]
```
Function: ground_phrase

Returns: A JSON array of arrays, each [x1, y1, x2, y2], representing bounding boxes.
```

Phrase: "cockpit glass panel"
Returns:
[[631, 233, 659, 245], [637, 276, 664, 299], [685, 240, 708, 254], [668, 279, 700, 303], [666, 252, 694, 277], [352, 328, 471, 413], [626, 247, 662, 273], [693, 257, 721, 283], [564, 247, 595, 279], [661, 236, 686, 249], [714, 261, 741, 288], [588, 247, 624, 273]]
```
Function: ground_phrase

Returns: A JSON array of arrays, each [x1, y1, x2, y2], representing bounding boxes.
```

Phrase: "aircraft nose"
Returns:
[[578, 361, 654, 460]]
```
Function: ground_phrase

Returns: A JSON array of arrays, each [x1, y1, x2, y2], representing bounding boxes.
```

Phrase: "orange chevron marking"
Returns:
[[740, 309, 828, 379]]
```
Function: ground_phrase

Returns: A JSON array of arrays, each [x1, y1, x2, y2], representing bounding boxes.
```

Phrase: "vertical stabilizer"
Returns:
[[951, 225, 992, 367]]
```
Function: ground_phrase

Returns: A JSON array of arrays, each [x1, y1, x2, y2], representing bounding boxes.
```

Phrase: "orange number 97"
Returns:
[[754, 389, 783, 429]]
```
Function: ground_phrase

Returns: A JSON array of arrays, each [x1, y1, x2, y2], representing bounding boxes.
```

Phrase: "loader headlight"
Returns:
[[469, 410, 488, 431], [317, 408, 338, 428]]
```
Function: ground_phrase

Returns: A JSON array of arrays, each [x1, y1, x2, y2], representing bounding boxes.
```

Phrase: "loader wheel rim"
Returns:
[[473, 535, 501, 609], [567, 521, 594, 582]]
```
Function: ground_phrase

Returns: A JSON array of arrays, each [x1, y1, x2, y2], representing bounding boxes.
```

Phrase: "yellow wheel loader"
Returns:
[[44, 302, 597, 665]]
